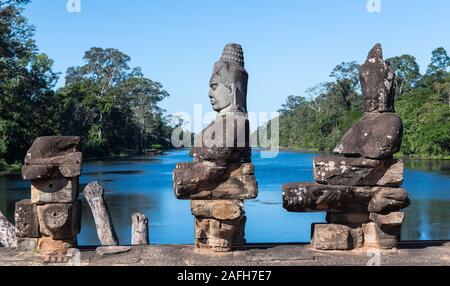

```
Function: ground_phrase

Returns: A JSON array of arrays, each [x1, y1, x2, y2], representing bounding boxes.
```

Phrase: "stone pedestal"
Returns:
[[174, 162, 257, 252], [16, 136, 82, 257], [192, 200, 246, 252], [282, 44, 410, 251]]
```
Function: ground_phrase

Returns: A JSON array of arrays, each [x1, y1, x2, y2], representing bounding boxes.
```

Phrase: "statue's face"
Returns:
[[209, 75, 232, 112]]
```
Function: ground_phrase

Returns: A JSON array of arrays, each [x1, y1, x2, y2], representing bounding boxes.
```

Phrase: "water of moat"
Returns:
[[1, 150, 449, 245]]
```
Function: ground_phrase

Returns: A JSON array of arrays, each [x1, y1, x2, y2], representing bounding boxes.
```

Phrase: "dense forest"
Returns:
[[258, 48, 450, 159], [0, 0, 178, 170]]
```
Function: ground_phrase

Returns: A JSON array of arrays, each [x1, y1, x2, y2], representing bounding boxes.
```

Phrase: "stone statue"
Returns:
[[334, 43, 403, 159], [173, 44, 258, 252], [190, 43, 251, 166], [282, 44, 410, 251]]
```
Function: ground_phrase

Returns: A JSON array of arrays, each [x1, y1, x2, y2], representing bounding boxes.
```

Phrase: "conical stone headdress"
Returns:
[[211, 43, 248, 114], [221, 43, 245, 67]]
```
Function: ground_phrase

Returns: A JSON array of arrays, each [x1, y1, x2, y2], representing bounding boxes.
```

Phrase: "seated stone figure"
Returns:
[[174, 44, 257, 200], [173, 44, 258, 252], [334, 44, 403, 159]]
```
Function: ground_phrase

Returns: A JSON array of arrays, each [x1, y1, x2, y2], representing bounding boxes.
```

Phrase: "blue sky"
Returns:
[[23, 0, 450, 126]]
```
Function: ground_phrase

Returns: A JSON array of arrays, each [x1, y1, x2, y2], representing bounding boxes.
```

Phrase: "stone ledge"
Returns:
[[0, 242, 449, 266]]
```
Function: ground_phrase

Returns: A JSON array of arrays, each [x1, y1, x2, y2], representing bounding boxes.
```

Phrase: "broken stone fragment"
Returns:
[[360, 43, 397, 113], [370, 212, 405, 227], [333, 112, 403, 159], [31, 178, 79, 204], [174, 163, 258, 200], [191, 200, 244, 220], [282, 183, 409, 213], [326, 212, 370, 226], [96, 246, 132, 256], [313, 156, 403, 187], [368, 188, 410, 214], [195, 216, 246, 252], [24, 136, 81, 165], [362, 222, 401, 249], [14, 199, 40, 238], [312, 224, 363, 250], [37, 237, 77, 256], [37, 200, 81, 240]]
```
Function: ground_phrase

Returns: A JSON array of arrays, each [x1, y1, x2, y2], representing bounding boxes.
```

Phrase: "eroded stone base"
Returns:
[[195, 216, 246, 252], [312, 212, 404, 250]]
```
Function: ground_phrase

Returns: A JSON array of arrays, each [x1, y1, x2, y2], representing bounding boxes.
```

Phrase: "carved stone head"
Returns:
[[209, 44, 248, 115]]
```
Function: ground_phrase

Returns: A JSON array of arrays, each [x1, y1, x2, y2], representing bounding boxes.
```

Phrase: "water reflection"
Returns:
[[0, 150, 449, 245]]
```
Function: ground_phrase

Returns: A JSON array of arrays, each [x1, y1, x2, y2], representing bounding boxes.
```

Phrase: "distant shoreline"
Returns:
[[0, 148, 168, 175], [261, 146, 450, 160], [2, 147, 449, 175]]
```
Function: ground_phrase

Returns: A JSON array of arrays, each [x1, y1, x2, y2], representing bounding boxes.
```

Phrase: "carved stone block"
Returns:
[[14, 199, 39, 238], [24, 136, 81, 165], [314, 156, 403, 187], [312, 224, 363, 250], [174, 162, 257, 200], [16, 238, 39, 252], [362, 222, 401, 249], [22, 164, 81, 180], [37, 200, 81, 240], [31, 178, 79, 204], [283, 183, 410, 213], [194, 216, 246, 252], [191, 200, 244, 220]]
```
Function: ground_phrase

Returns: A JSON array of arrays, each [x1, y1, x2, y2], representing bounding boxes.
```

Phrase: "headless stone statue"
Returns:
[[334, 43, 403, 159], [282, 44, 410, 251], [173, 44, 258, 252]]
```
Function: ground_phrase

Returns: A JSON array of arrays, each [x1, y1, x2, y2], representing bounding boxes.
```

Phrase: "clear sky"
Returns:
[[23, 0, 450, 127]]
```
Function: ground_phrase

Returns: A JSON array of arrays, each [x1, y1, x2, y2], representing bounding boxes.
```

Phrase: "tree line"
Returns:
[[1, 0, 178, 169], [2, 0, 449, 171], [259, 48, 450, 159]]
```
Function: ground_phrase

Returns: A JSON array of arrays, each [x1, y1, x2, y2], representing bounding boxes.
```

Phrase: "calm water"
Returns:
[[1, 150, 449, 245]]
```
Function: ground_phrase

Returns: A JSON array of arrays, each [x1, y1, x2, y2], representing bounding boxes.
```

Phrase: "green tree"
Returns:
[[260, 50, 449, 159], [388, 55, 421, 95], [57, 47, 172, 155], [0, 0, 59, 164], [426, 47, 450, 76]]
